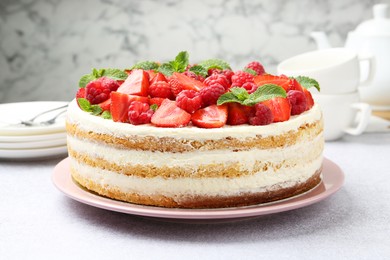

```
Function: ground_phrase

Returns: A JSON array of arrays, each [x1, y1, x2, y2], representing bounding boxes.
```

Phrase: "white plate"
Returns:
[[0, 145, 68, 160], [0, 101, 68, 136], [0, 137, 67, 149], [0, 132, 67, 143]]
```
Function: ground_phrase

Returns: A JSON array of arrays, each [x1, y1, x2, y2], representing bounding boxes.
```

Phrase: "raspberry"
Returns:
[[245, 61, 265, 76], [208, 69, 234, 84], [249, 103, 273, 125], [204, 73, 230, 90], [176, 90, 203, 113], [99, 76, 120, 91], [168, 78, 183, 96], [242, 82, 258, 94], [231, 71, 254, 88], [148, 81, 173, 99], [85, 79, 111, 104], [183, 71, 204, 82], [128, 101, 154, 125], [199, 83, 226, 106], [287, 90, 307, 115]]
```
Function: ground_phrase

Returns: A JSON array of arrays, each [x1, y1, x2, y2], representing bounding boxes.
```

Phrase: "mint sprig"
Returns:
[[198, 58, 231, 71], [189, 65, 208, 77], [78, 68, 128, 88], [293, 76, 320, 91], [130, 61, 160, 71], [217, 85, 287, 106], [157, 51, 189, 76], [77, 98, 103, 116]]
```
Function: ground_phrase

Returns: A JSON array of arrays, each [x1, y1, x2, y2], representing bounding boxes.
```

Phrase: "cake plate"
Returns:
[[52, 157, 344, 222]]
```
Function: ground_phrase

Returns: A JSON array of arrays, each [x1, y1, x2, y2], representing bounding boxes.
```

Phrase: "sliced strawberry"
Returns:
[[117, 69, 149, 96], [303, 88, 314, 110], [110, 92, 149, 123], [150, 72, 167, 84], [149, 97, 165, 107], [262, 97, 291, 122], [227, 103, 253, 125], [145, 70, 156, 82], [169, 72, 205, 96], [191, 104, 228, 128], [76, 88, 86, 99], [151, 99, 191, 127], [99, 98, 111, 111], [254, 74, 303, 92]]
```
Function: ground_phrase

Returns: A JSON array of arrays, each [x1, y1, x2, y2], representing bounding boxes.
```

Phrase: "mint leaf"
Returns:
[[131, 61, 160, 70], [101, 110, 112, 119], [101, 68, 128, 81], [189, 65, 208, 77], [243, 84, 286, 106], [217, 91, 243, 105], [198, 58, 231, 71], [173, 51, 189, 72], [79, 74, 96, 88], [158, 63, 175, 76], [243, 68, 257, 76], [91, 105, 103, 116], [150, 104, 158, 111], [77, 98, 92, 112], [294, 76, 320, 91], [92, 68, 101, 78], [230, 87, 250, 101]]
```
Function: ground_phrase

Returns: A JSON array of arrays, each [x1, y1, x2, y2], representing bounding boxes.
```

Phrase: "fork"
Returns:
[[19, 104, 68, 126]]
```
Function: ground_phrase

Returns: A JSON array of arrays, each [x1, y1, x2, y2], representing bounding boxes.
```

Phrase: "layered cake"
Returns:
[[66, 51, 324, 208]]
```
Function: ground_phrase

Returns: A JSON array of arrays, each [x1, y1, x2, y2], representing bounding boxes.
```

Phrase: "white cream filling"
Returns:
[[66, 99, 322, 140], [67, 133, 323, 171], [70, 155, 322, 198]]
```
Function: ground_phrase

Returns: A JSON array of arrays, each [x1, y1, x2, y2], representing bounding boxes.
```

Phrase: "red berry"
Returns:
[[183, 71, 205, 82], [168, 72, 204, 96], [191, 104, 228, 128], [150, 72, 167, 85], [227, 103, 253, 125], [242, 82, 258, 94], [128, 101, 154, 125], [85, 78, 112, 104], [148, 81, 173, 99], [303, 88, 314, 110], [249, 103, 273, 125], [199, 83, 226, 106], [151, 99, 191, 127], [176, 90, 203, 114], [262, 97, 291, 122], [287, 90, 307, 115], [231, 71, 254, 87], [117, 69, 149, 96], [76, 88, 86, 99], [245, 61, 265, 76], [204, 73, 230, 90], [99, 76, 120, 92]]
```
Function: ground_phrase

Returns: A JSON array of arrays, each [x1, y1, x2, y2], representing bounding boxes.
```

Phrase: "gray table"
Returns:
[[1, 133, 389, 260]]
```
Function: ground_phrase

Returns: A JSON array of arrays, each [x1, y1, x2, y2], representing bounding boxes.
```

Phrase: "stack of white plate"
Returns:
[[0, 101, 69, 160]]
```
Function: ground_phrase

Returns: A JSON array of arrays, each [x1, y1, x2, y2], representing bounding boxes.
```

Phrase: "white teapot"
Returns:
[[311, 4, 390, 109]]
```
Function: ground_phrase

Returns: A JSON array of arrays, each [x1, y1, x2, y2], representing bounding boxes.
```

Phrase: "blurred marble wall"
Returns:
[[0, 0, 389, 103]]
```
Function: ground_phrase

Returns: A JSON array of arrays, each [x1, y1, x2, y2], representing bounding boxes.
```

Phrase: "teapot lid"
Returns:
[[354, 4, 390, 36]]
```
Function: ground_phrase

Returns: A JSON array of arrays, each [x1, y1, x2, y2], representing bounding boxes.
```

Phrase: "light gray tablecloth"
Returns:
[[1, 133, 390, 260]]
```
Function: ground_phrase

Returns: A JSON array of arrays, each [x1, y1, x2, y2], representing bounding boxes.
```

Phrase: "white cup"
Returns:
[[313, 92, 371, 141], [277, 48, 375, 95]]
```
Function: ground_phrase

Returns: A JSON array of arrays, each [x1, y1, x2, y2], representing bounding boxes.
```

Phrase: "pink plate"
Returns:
[[52, 157, 344, 221]]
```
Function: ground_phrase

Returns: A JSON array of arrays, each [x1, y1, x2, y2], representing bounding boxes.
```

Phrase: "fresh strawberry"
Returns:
[[249, 103, 273, 125], [150, 72, 167, 85], [76, 88, 86, 99], [287, 90, 307, 115], [98, 98, 111, 111], [151, 99, 191, 127], [254, 74, 303, 92], [128, 101, 154, 125], [245, 61, 265, 76], [227, 103, 253, 125], [169, 72, 205, 96], [149, 97, 165, 107], [148, 81, 173, 99], [110, 92, 149, 123], [117, 69, 149, 96], [145, 70, 156, 82], [191, 104, 228, 128], [303, 88, 314, 110], [176, 90, 203, 114], [262, 97, 291, 122], [231, 71, 254, 87]]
